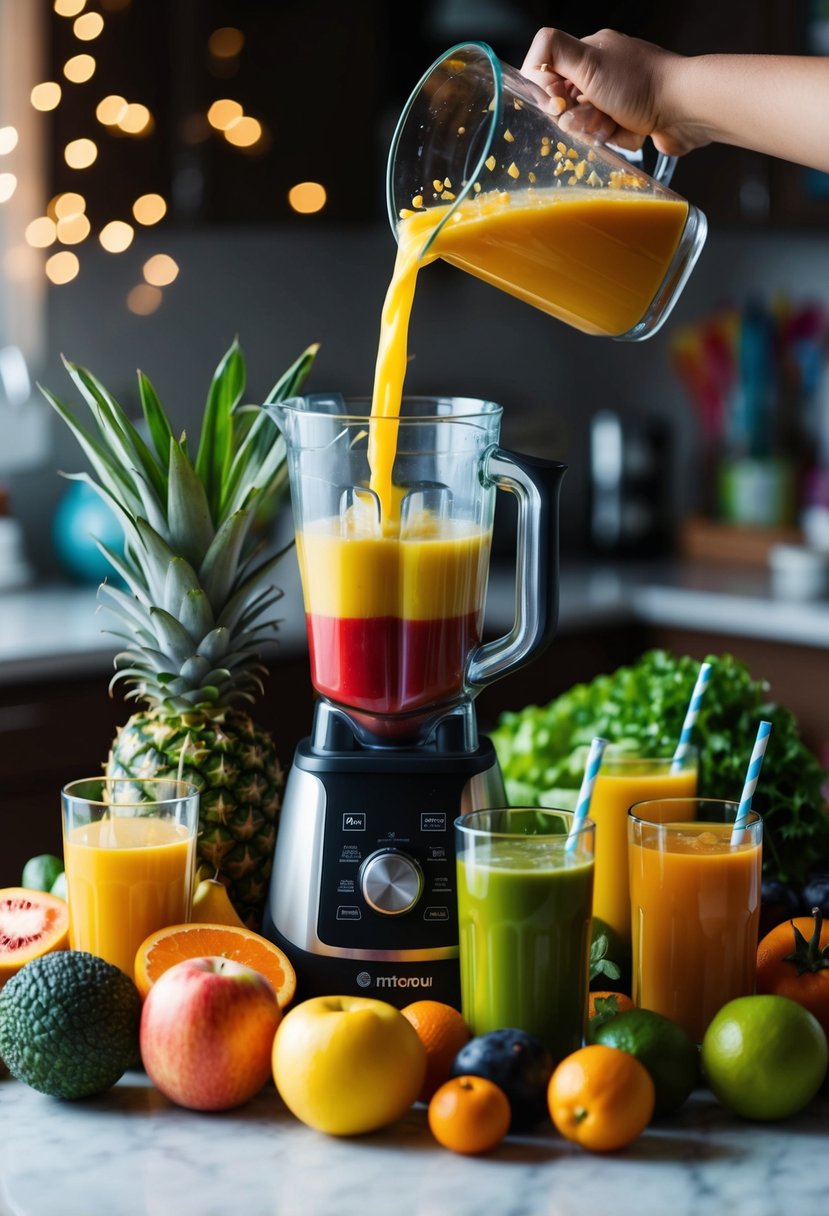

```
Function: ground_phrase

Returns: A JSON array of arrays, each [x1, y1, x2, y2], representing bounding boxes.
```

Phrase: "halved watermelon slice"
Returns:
[[0, 888, 69, 986]]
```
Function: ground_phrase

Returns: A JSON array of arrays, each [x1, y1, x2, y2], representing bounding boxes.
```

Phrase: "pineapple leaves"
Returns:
[[38, 386, 143, 516], [195, 339, 245, 519], [137, 370, 174, 467], [198, 507, 254, 608], [62, 359, 167, 509], [167, 438, 215, 564], [218, 342, 317, 520], [149, 607, 199, 665], [264, 341, 320, 406]]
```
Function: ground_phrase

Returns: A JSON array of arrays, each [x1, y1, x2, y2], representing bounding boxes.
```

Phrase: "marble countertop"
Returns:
[[2, 552, 828, 686], [1, 1073, 827, 1216]]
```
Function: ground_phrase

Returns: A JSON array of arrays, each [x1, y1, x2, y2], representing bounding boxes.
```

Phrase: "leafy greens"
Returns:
[[492, 649, 828, 887]]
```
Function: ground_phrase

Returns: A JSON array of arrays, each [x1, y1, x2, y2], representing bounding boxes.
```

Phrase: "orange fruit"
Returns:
[[548, 1044, 655, 1152], [0, 888, 69, 987], [134, 922, 296, 1006], [428, 1075, 511, 1155], [401, 999, 472, 1102]]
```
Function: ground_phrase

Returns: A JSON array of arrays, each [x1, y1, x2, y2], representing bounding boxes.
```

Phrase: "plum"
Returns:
[[759, 879, 802, 939], [801, 872, 829, 919], [449, 1028, 553, 1131]]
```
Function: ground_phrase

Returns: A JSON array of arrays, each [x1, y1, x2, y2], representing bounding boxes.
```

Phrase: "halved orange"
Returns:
[[134, 922, 296, 1006], [0, 888, 70, 987]]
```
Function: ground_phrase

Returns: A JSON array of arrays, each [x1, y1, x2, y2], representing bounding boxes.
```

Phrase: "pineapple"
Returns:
[[42, 338, 317, 927]]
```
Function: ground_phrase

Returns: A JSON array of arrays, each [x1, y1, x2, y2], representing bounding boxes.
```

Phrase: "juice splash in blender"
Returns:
[[262, 395, 564, 1004]]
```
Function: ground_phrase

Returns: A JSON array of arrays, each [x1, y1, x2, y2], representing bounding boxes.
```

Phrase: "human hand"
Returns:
[[521, 27, 707, 157]]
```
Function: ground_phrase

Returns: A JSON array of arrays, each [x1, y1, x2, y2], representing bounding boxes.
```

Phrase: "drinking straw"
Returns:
[[566, 736, 607, 852], [731, 719, 772, 844], [671, 660, 713, 771]]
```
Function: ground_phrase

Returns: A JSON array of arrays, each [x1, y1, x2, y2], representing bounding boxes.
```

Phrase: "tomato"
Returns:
[[548, 1044, 655, 1152], [427, 1075, 511, 1155], [756, 907, 829, 1038]]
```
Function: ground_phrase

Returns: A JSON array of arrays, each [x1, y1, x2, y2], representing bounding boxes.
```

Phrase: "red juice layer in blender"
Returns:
[[296, 519, 491, 716], [305, 610, 482, 714]]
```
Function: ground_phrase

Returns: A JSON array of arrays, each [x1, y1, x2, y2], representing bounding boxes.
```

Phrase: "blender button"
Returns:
[[336, 906, 362, 921], [424, 906, 450, 921]]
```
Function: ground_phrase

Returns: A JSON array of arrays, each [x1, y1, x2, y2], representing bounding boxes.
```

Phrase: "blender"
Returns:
[[262, 394, 565, 1006]]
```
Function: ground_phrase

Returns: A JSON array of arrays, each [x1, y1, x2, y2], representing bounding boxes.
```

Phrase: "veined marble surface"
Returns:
[[1, 1073, 827, 1216]]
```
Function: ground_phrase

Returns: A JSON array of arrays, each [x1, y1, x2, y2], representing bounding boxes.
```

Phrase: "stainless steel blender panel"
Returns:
[[360, 849, 424, 915], [461, 763, 506, 814]]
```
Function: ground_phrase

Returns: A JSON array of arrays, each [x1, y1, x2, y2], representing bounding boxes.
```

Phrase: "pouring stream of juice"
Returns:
[[368, 185, 688, 523]]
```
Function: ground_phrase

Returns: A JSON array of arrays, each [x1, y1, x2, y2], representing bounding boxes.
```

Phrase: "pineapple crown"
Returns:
[[41, 338, 317, 713]]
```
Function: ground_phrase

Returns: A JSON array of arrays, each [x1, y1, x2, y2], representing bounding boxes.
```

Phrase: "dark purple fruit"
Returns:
[[449, 1028, 553, 1131], [801, 873, 829, 919], [760, 879, 801, 939]]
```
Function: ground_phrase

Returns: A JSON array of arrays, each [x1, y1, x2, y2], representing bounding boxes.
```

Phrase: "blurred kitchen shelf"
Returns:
[[679, 516, 804, 567]]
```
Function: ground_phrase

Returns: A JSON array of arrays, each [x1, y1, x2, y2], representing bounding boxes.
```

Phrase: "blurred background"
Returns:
[[1, 0, 828, 861]]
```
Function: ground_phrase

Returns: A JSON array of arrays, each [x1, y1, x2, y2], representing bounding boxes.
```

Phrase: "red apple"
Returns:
[[140, 956, 282, 1111]]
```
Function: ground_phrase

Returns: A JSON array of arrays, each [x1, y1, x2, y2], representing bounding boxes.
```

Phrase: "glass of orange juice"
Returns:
[[629, 797, 763, 1043], [61, 777, 199, 978], [589, 747, 697, 948]]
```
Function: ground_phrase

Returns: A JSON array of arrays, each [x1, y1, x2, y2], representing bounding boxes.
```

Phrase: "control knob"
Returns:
[[359, 848, 423, 916]]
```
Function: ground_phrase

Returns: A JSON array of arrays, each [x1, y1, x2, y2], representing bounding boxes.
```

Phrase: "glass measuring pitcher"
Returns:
[[387, 41, 707, 341], [267, 395, 565, 736]]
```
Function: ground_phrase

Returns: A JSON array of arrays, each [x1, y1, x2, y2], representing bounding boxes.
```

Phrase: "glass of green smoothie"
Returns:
[[455, 808, 594, 1062]]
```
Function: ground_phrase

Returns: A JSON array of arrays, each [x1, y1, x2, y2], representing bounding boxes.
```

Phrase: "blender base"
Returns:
[[262, 702, 505, 1009], [261, 918, 462, 1009]]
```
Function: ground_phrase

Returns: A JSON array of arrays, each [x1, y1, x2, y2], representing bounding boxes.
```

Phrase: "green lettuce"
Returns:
[[491, 650, 828, 887]]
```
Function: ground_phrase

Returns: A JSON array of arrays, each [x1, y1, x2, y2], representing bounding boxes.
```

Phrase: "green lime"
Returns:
[[50, 870, 68, 900], [701, 995, 828, 1121], [593, 1008, 700, 1115], [0, 950, 141, 1099], [20, 853, 64, 893]]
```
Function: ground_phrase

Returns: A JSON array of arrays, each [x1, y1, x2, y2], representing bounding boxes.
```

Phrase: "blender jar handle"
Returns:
[[466, 449, 566, 693]]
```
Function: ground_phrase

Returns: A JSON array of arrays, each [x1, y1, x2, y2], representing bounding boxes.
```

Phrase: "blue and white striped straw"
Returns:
[[566, 736, 607, 852], [671, 661, 713, 770], [731, 719, 772, 843]]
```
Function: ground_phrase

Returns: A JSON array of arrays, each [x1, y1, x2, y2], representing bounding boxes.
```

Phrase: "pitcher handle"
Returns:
[[653, 151, 678, 188], [466, 449, 566, 693]]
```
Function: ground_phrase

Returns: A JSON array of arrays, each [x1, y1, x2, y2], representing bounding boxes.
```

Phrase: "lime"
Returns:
[[20, 853, 63, 893], [702, 995, 828, 1121], [0, 950, 141, 1099], [50, 870, 68, 901], [592, 1008, 700, 1115]]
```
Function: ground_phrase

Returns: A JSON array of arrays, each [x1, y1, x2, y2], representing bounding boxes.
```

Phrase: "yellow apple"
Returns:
[[272, 995, 426, 1135]]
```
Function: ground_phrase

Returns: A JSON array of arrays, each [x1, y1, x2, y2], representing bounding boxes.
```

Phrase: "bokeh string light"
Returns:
[[19, 10, 283, 298]]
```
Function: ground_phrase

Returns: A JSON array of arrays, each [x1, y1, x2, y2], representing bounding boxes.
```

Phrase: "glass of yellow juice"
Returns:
[[61, 777, 199, 978], [629, 798, 763, 1043], [589, 747, 697, 948]]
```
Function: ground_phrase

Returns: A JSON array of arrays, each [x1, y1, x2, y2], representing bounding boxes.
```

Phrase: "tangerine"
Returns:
[[134, 922, 296, 1006], [548, 1044, 655, 1152], [428, 1075, 511, 1155], [400, 1000, 472, 1102]]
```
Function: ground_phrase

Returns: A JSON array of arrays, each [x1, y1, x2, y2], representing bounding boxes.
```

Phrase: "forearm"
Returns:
[[664, 54, 829, 172]]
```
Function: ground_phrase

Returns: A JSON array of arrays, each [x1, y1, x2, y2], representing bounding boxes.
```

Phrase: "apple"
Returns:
[[140, 957, 282, 1111], [272, 995, 426, 1135]]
